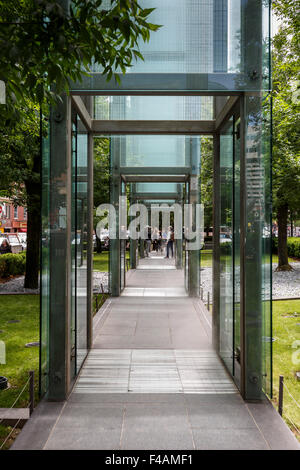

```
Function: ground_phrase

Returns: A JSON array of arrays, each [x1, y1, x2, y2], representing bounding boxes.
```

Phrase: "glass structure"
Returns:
[[41, 0, 272, 401]]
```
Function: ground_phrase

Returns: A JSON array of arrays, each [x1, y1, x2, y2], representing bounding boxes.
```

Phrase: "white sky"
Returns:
[[271, 12, 282, 36]]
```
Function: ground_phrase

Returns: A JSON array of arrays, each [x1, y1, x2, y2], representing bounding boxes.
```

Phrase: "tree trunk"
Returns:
[[276, 203, 293, 271]]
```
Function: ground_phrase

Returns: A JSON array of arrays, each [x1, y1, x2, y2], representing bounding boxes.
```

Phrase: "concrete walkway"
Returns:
[[12, 255, 300, 450]]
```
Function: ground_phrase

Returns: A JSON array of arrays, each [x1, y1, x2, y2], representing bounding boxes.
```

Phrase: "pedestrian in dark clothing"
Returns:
[[165, 226, 174, 258], [0, 239, 12, 254]]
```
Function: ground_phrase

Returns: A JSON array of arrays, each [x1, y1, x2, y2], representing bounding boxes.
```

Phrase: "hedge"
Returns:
[[272, 237, 300, 259], [0, 252, 26, 278]]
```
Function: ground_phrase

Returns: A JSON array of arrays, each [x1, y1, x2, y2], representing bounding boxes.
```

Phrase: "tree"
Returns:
[[0, 0, 159, 116], [0, 103, 44, 287], [0, 0, 159, 287], [272, 1, 300, 270], [200, 138, 213, 232]]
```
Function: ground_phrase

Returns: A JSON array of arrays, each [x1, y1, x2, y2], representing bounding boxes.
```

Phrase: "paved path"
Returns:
[[12, 257, 300, 450]]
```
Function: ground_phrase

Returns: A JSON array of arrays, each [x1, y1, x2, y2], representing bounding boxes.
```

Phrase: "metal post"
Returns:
[[188, 138, 200, 297], [278, 375, 284, 416], [29, 371, 34, 416], [212, 131, 220, 351], [207, 292, 210, 311], [49, 94, 72, 400], [87, 130, 94, 350]]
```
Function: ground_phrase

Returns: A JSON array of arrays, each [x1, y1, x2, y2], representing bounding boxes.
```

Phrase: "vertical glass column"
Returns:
[[188, 137, 201, 297], [233, 116, 241, 386], [40, 121, 50, 396], [219, 118, 234, 374], [71, 114, 89, 376], [176, 184, 183, 269], [243, 93, 272, 399], [129, 184, 137, 269], [120, 180, 126, 292], [48, 95, 72, 400], [110, 138, 121, 296], [76, 118, 88, 372]]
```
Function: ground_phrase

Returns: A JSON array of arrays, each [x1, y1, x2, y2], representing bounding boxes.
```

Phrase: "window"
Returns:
[[23, 207, 27, 220], [14, 206, 18, 219]]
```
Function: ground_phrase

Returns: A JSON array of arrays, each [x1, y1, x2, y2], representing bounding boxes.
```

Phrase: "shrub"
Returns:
[[0, 253, 26, 278], [272, 237, 300, 259], [220, 241, 232, 256]]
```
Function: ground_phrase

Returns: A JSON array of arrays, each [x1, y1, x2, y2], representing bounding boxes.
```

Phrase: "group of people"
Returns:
[[144, 226, 174, 258]]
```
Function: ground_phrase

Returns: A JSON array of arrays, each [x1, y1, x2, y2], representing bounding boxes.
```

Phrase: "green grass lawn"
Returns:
[[93, 251, 110, 271], [272, 299, 300, 440], [200, 249, 213, 267], [0, 294, 39, 449], [200, 250, 297, 269], [93, 251, 129, 272]]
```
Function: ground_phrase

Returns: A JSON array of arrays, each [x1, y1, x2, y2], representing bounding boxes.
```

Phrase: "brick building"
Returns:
[[0, 197, 27, 233]]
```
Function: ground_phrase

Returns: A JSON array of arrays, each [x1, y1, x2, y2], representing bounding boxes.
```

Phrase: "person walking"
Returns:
[[152, 227, 160, 253], [145, 226, 152, 257], [165, 226, 174, 258], [0, 239, 12, 255]]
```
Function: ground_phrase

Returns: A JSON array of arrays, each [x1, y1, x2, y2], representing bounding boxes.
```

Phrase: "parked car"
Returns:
[[0, 233, 23, 253], [220, 233, 232, 244], [6, 233, 23, 253]]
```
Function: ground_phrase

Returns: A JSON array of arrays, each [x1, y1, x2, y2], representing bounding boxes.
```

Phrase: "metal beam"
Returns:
[[119, 167, 190, 176], [131, 193, 179, 200], [71, 96, 92, 131], [69, 73, 255, 95], [123, 174, 188, 183], [215, 96, 239, 130], [92, 120, 215, 135]]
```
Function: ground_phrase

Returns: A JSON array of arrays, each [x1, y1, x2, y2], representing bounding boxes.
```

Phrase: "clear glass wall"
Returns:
[[40, 125, 50, 396], [219, 118, 234, 374], [71, 115, 88, 374]]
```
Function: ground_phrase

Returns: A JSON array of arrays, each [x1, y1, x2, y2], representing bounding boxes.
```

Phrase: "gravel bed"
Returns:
[[93, 271, 109, 293], [0, 275, 39, 294], [200, 262, 300, 300], [1, 263, 299, 299]]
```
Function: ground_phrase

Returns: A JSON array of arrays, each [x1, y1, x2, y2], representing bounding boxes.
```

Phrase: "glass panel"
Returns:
[[219, 117, 234, 374], [184, 181, 189, 292], [233, 115, 241, 385], [94, 96, 213, 120], [110, 135, 189, 168], [71, 115, 88, 376], [120, 180, 126, 292], [244, 93, 272, 399], [135, 183, 179, 196], [40, 124, 50, 396], [73, 0, 271, 93], [261, 93, 272, 396], [70, 120, 77, 377], [76, 124, 88, 371]]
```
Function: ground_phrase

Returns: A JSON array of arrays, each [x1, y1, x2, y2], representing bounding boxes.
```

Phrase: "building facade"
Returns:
[[0, 197, 27, 233]]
